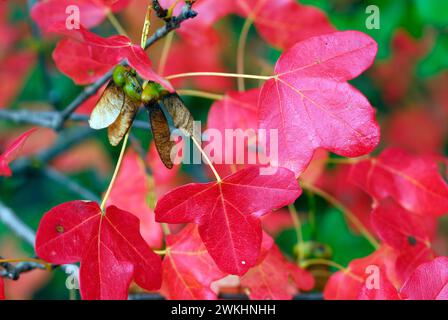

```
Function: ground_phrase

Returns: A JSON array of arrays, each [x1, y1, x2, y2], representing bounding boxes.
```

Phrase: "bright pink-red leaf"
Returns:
[[357, 269, 400, 300], [163, 39, 232, 92], [371, 199, 433, 251], [35, 201, 162, 300], [0, 128, 37, 177], [316, 164, 373, 234], [324, 246, 396, 300], [175, 0, 234, 45], [400, 257, 448, 300], [155, 166, 301, 275], [394, 245, 434, 286], [108, 150, 163, 248], [161, 225, 226, 300], [241, 234, 314, 299], [147, 142, 182, 198], [236, 0, 335, 49], [31, 0, 129, 34], [206, 89, 261, 177], [53, 28, 171, 89], [349, 148, 448, 216], [259, 31, 380, 176]]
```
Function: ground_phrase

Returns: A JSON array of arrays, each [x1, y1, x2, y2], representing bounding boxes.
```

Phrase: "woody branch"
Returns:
[[0, 0, 197, 284]]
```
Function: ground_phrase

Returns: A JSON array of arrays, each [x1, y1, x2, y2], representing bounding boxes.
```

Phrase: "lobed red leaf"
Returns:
[[35, 201, 162, 300], [350, 148, 448, 216], [155, 166, 301, 275], [161, 225, 226, 299], [259, 31, 380, 176]]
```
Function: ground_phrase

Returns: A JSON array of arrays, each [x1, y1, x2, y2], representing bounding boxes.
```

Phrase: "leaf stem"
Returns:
[[176, 89, 223, 100], [154, 249, 167, 255], [306, 190, 317, 238], [236, 16, 254, 91], [100, 132, 130, 212], [141, 5, 153, 49], [301, 182, 380, 249], [158, 31, 175, 75], [300, 258, 364, 282], [191, 136, 222, 182], [288, 204, 304, 263], [165, 72, 273, 81], [161, 223, 171, 235], [107, 11, 128, 37]]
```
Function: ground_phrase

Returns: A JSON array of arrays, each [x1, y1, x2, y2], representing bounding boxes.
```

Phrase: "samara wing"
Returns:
[[108, 95, 141, 146], [89, 82, 125, 130], [160, 93, 194, 137], [148, 104, 175, 169]]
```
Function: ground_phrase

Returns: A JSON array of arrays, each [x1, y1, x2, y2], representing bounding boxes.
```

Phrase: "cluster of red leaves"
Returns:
[[174, 0, 334, 50], [322, 147, 448, 299], [1, 0, 445, 301], [31, 0, 170, 89]]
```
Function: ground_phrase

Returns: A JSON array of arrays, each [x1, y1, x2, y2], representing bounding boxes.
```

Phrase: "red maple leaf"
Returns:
[[324, 246, 396, 300], [53, 27, 171, 88], [31, 0, 130, 34], [206, 89, 261, 177], [357, 268, 400, 300], [370, 199, 436, 285], [163, 39, 232, 92], [173, 0, 234, 45], [174, 0, 334, 49], [35, 201, 162, 300], [371, 198, 433, 251], [0, 128, 37, 177], [259, 31, 380, 176], [161, 225, 226, 300], [146, 142, 182, 198], [316, 164, 374, 234], [400, 257, 448, 300], [349, 148, 448, 216], [235, 0, 335, 49], [108, 149, 164, 249], [240, 233, 314, 299], [154, 166, 301, 275]]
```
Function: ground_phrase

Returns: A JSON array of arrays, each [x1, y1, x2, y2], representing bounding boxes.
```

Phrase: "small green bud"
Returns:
[[123, 76, 142, 101], [141, 82, 166, 104], [112, 65, 128, 87]]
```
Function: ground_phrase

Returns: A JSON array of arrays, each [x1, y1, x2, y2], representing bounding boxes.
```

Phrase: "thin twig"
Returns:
[[54, 2, 197, 130], [0, 201, 36, 246], [0, 256, 51, 280], [0, 202, 77, 280], [42, 167, 101, 202]]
